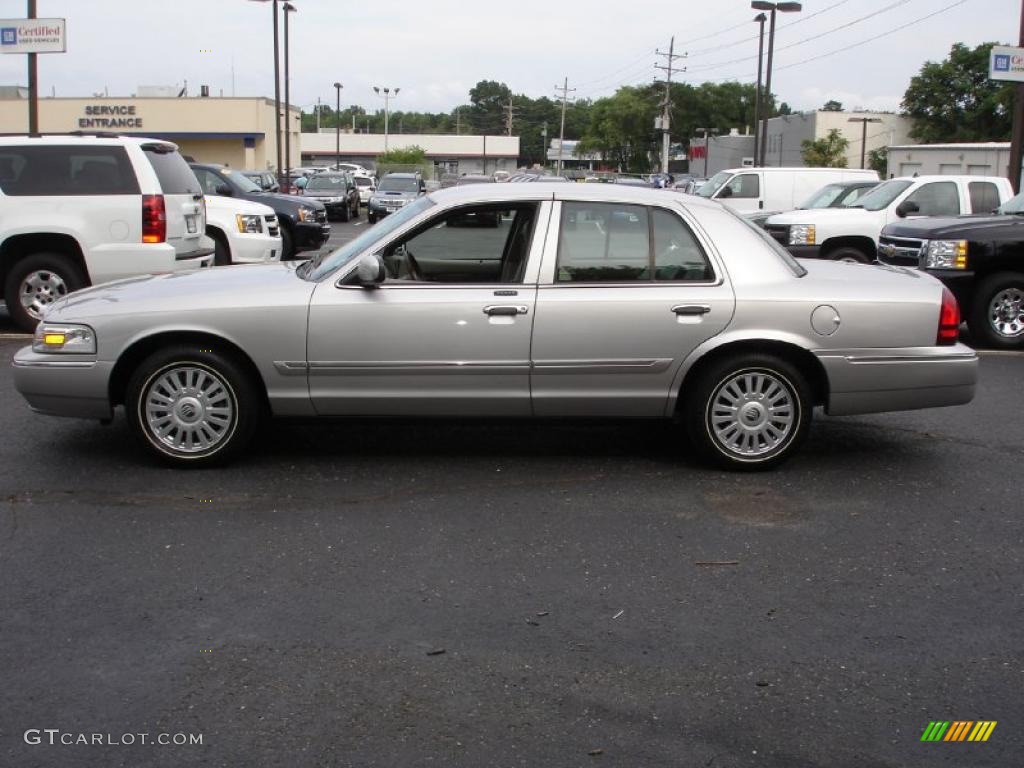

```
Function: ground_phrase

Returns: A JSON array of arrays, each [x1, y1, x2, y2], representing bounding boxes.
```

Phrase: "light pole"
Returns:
[[752, 1, 802, 167], [249, 0, 283, 185], [282, 2, 297, 187], [373, 86, 400, 153], [848, 116, 883, 169], [695, 128, 710, 177], [334, 82, 342, 168], [541, 122, 548, 168], [752, 13, 767, 167]]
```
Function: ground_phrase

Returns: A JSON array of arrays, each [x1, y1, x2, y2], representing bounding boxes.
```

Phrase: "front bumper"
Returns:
[[13, 347, 114, 419], [785, 244, 822, 259], [231, 233, 283, 264], [291, 220, 331, 251], [815, 343, 978, 416]]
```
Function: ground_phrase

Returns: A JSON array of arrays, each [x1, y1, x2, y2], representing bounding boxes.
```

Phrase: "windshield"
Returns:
[[378, 177, 419, 193], [854, 179, 912, 211], [722, 205, 807, 277], [800, 184, 847, 209], [354, 176, 372, 187], [696, 171, 731, 198], [307, 175, 348, 191], [301, 196, 435, 281], [997, 191, 1024, 214], [219, 168, 262, 193]]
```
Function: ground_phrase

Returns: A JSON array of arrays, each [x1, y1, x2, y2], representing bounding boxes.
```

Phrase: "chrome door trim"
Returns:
[[531, 358, 673, 374], [307, 360, 532, 375], [273, 361, 309, 376]]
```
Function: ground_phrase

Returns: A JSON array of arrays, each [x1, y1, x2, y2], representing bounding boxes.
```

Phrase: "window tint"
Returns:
[[905, 181, 960, 216], [193, 168, 224, 196], [968, 181, 1000, 213], [724, 173, 760, 199], [557, 202, 712, 283], [143, 146, 201, 195], [384, 204, 536, 284], [0, 145, 139, 196]]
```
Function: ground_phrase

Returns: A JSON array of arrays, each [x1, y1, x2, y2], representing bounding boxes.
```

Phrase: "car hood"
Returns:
[[203, 194, 276, 216], [45, 261, 313, 323], [766, 207, 879, 226], [881, 214, 1024, 240], [244, 191, 326, 212], [373, 190, 417, 200]]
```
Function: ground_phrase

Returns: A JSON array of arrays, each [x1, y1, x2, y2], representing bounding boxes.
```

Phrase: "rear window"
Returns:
[[143, 145, 201, 195], [968, 181, 1000, 213], [0, 145, 140, 196]]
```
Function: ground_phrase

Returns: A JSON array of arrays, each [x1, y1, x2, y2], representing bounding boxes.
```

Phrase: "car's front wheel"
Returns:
[[684, 353, 812, 470], [125, 345, 263, 467], [827, 246, 871, 263], [969, 272, 1024, 349]]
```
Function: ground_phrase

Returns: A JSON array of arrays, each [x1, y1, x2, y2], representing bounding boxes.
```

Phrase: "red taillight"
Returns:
[[937, 286, 960, 345], [142, 194, 166, 244]]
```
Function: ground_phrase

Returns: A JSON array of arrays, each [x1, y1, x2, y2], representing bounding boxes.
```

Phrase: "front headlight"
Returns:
[[788, 224, 816, 246], [33, 323, 97, 354], [922, 240, 968, 269], [297, 207, 316, 222], [236, 214, 263, 233]]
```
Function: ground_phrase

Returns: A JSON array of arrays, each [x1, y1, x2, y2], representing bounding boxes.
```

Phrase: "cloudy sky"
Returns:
[[0, 0, 1017, 115]]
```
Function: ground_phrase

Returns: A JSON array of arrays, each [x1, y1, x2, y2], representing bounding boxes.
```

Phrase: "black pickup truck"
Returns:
[[878, 193, 1024, 349]]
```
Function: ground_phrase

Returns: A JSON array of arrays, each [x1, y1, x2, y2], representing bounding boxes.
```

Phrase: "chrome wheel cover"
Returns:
[[142, 365, 236, 455], [707, 369, 797, 459], [988, 287, 1024, 338], [19, 270, 69, 320]]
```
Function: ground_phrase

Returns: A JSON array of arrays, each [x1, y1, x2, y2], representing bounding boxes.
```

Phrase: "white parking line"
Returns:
[[353, 221, 363, 226]]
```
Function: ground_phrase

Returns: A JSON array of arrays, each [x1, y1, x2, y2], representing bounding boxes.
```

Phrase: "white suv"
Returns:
[[203, 194, 282, 265], [0, 135, 214, 331]]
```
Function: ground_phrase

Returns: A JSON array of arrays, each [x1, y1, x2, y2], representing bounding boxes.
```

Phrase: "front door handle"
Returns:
[[671, 304, 711, 316], [483, 304, 529, 316]]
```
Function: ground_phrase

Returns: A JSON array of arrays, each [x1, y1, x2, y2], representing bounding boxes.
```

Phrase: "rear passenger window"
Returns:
[[0, 145, 139, 196], [557, 202, 712, 283], [142, 146, 201, 196], [969, 181, 1000, 213]]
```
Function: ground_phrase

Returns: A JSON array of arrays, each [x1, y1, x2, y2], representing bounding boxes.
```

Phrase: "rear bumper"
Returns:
[[815, 343, 977, 416], [86, 243, 214, 284], [12, 347, 114, 419]]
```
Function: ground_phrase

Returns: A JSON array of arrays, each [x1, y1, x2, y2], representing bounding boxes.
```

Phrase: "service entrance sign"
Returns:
[[0, 18, 66, 54], [990, 45, 1024, 82]]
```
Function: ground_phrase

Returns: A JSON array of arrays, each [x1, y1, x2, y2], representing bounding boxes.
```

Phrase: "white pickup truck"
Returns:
[[764, 175, 1014, 262]]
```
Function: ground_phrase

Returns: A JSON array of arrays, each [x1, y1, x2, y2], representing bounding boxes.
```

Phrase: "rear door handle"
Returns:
[[671, 304, 711, 316], [483, 305, 529, 316]]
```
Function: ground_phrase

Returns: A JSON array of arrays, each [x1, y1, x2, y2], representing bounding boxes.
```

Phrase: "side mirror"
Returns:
[[215, 184, 232, 196], [353, 253, 386, 287], [896, 200, 920, 217], [717, 185, 733, 199]]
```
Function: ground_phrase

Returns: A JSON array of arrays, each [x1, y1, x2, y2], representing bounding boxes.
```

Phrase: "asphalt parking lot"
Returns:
[[0, 217, 1022, 767]]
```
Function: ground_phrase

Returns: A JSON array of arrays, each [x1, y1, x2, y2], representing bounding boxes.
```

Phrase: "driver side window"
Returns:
[[383, 203, 537, 284], [194, 169, 222, 196]]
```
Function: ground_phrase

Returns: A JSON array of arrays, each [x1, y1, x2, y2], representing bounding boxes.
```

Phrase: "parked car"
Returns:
[[765, 175, 1013, 263], [367, 172, 426, 223], [241, 170, 279, 193], [0, 135, 214, 331], [189, 163, 329, 259], [877, 190, 1024, 348], [203, 194, 282, 265], [748, 180, 880, 227], [332, 162, 372, 176], [697, 167, 879, 215], [352, 173, 376, 206], [14, 184, 976, 470], [301, 172, 360, 222]]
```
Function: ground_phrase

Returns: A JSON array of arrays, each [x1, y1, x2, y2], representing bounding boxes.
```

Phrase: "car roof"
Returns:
[[384, 172, 420, 179], [0, 134, 180, 150], [426, 182, 724, 210]]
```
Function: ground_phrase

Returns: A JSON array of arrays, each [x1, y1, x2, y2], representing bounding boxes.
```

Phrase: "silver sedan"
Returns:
[[13, 184, 977, 469]]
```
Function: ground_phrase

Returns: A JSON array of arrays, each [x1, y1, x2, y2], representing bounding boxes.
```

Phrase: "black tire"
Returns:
[[368, 213, 377, 224], [125, 345, 264, 468], [3, 252, 87, 332], [684, 353, 812, 471], [968, 272, 1024, 349], [826, 246, 871, 264], [212, 233, 232, 266], [340, 202, 350, 222], [351, 200, 359, 219], [279, 225, 295, 260]]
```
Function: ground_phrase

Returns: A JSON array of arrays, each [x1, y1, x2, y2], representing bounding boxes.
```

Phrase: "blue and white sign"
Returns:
[[990, 45, 1024, 82], [0, 18, 65, 54]]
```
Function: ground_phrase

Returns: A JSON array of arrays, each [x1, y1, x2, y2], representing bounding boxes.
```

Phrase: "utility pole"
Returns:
[[541, 122, 548, 168], [848, 116, 883, 169], [655, 37, 687, 174], [316, 96, 321, 132], [503, 96, 517, 136], [27, 0, 38, 135], [1009, 0, 1024, 192], [455, 107, 461, 135], [554, 77, 575, 176]]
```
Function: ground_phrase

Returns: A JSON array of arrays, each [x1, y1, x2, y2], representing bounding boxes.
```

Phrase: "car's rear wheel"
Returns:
[[827, 246, 871, 263], [351, 199, 359, 219], [684, 354, 812, 470], [340, 203, 350, 222], [969, 272, 1024, 348], [279, 225, 295, 260], [126, 345, 263, 467], [4, 252, 86, 332]]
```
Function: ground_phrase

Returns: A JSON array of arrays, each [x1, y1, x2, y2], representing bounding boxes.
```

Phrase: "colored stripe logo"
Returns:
[[921, 721, 997, 742]]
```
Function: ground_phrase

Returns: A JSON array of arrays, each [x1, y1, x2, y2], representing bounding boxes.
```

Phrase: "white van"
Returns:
[[695, 167, 879, 214]]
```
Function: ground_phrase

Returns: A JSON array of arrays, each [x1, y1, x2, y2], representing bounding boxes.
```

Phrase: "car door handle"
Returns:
[[483, 305, 529, 316], [671, 304, 711, 316]]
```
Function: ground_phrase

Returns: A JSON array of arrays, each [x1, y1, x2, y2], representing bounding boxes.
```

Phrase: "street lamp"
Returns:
[[248, 0, 283, 186], [282, 2, 297, 187], [752, 1, 802, 166], [752, 13, 767, 166], [334, 82, 343, 168], [373, 86, 400, 153], [848, 116, 883, 169]]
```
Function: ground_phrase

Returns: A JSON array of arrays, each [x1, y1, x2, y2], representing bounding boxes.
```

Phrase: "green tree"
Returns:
[[801, 128, 849, 167], [576, 86, 659, 172], [822, 99, 843, 112], [376, 146, 426, 165], [902, 42, 1015, 142], [867, 146, 888, 176]]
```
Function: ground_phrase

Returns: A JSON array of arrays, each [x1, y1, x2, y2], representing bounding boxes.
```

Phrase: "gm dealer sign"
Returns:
[[0, 18, 66, 54]]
